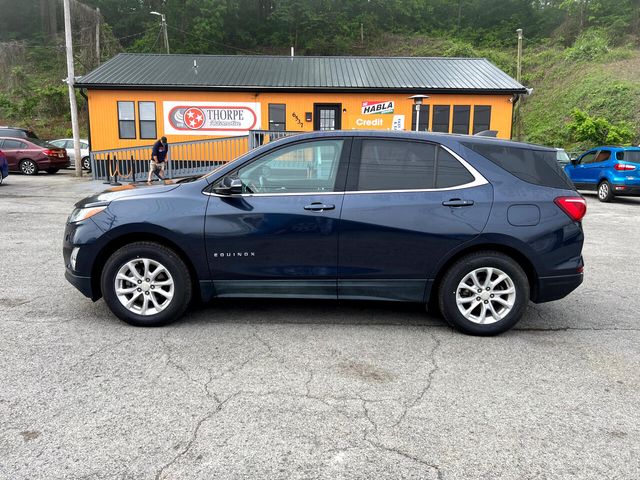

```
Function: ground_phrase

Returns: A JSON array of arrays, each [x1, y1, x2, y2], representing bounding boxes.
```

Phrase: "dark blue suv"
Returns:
[[64, 132, 586, 335], [564, 146, 640, 202]]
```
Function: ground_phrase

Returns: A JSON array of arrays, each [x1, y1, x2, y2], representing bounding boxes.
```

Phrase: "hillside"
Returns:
[[1, 32, 639, 150]]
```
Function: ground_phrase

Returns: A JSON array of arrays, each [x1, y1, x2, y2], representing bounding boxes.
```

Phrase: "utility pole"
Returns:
[[516, 28, 523, 84], [95, 8, 101, 65], [514, 28, 524, 141], [162, 15, 170, 54], [63, 0, 82, 178], [360, 23, 364, 45]]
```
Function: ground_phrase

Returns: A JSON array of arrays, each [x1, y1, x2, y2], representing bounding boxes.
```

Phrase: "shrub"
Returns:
[[565, 30, 610, 61], [567, 108, 635, 146]]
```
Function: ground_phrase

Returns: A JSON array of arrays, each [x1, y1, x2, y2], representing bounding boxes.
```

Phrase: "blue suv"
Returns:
[[64, 132, 586, 335], [564, 146, 640, 202]]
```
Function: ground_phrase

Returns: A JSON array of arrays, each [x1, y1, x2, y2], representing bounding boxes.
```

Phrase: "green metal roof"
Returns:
[[76, 53, 526, 94]]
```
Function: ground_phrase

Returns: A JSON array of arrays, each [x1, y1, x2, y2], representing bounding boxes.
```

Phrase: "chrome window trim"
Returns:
[[203, 143, 488, 198]]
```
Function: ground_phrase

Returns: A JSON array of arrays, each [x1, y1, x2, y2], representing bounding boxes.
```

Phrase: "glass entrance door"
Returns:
[[313, 104, 342, 131]]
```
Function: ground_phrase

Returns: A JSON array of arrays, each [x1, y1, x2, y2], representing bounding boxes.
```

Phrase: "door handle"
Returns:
[[442, 198, 474, 207], [304, 202, 335, 211]]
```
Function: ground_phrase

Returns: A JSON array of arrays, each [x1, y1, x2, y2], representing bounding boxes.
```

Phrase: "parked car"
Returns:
[[0, 126, 39, 140], [64, 131, 586, 335], [0, 149, 7, 185], [564, 146, 640, 202], [555, 148, 571, 167], [49, 138, 91, 171], [0, 137, 69, 175]]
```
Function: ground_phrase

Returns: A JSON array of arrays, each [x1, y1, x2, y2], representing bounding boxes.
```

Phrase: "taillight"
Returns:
[[554, 196, 587, 222], [614, 163, 636, 171], [44, 149, 56, 156]]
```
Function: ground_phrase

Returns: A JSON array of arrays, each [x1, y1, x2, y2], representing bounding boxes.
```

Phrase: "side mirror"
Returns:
[[570, 158, 578, 165], [214, 176, 243, 195]]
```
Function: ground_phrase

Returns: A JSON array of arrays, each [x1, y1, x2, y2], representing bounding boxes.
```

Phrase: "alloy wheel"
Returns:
[[20, 160, 36, 175], [598, 183, 609, 200], [455, 267, 516, 324], [114, 258, 175, 316]]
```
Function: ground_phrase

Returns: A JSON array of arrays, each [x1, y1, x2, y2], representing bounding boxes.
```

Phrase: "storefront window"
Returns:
[[473, 105, 492, 134], [432, 105, 450, 133], [452, 105, 471, 134], [139, 101, 157, 139], [411, 105, 430, 132], [117, 101, 136, 139]]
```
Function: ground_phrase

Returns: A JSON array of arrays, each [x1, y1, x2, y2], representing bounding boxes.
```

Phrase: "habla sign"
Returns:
[[361, 100, 394, 115], [163, 101, 261, 136]]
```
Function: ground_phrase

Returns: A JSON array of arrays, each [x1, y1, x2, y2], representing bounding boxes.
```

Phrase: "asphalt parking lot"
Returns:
[[1, 170, 639, 480]]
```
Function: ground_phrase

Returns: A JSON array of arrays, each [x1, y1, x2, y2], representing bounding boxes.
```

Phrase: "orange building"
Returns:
[[76, 54, 526, 153]]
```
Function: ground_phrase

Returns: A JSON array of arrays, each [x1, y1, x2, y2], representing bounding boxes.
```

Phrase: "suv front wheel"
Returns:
[[438, 251, 529, 335], [101, 242, 192, 327]]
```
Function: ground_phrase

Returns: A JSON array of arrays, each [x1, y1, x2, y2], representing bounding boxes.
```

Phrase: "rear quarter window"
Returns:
[[619, 151, 640, 164], [462, 142, 574, 190]]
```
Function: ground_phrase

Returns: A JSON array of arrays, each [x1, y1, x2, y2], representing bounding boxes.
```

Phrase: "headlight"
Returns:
[[68, 205, 107, 223]]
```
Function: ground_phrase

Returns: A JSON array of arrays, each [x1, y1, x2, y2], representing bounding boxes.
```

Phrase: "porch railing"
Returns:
[[91, 130, 304, 182]]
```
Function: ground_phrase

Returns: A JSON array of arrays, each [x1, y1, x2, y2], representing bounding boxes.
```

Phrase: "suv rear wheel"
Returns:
[[101, 242, 192, 327], [438, 251, 529, 335], [597, 180, 614, 202]]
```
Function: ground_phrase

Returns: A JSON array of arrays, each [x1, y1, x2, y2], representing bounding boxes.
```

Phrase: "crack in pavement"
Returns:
[[366, 439, 444, 480], [69, 338, 129, 370], [154, 392, 240, 480], [390, 332, 442, 429]]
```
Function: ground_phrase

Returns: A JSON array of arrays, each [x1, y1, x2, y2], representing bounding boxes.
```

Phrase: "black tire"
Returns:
[[597, 180, 614, 202], [19, 159, 38, 175], [438, 251, 529, 336], [101, 242, 192, 327], [46, 168, 59, 174], [82, 157, 92, 171], [0, 172, 3, 185]]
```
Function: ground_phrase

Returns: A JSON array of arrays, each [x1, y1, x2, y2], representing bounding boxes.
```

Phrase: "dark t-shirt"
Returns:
[[152, 140, 169, 163]]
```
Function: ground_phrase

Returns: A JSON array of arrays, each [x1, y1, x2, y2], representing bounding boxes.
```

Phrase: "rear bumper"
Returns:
[[40, 157, 71, 168], [612, 185, 640, 196], [534, 273, 583, 303]]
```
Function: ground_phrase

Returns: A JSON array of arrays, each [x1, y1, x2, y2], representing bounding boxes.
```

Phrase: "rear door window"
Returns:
[[463, 142, 574, 189], [356, 139, 435, 191], [436, 148, 475, 188], [351, 139, 476, 191]]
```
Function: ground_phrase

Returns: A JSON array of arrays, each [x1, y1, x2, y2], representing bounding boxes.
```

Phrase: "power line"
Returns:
[[165, 25, 262, 55]]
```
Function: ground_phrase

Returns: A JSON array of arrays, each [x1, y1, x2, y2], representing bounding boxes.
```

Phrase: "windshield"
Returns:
[[556, 149, 571, 163], [620, 150, 640, 164]]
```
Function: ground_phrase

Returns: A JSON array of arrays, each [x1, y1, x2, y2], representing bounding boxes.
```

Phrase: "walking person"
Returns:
[[148, 136, 169, 182]]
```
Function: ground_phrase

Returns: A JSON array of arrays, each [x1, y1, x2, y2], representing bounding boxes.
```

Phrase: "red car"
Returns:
[[0, 137, 70, 175]]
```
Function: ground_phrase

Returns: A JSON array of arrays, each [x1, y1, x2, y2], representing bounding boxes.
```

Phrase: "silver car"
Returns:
[[49, 138, 91, 171]]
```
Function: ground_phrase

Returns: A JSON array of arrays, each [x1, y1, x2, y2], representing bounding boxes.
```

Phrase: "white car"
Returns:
[[49, 138, 91, 171]]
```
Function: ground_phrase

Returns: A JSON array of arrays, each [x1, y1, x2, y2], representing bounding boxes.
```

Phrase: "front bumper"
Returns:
[[534, 273, 583, 303], [65, 268, 96, 299]]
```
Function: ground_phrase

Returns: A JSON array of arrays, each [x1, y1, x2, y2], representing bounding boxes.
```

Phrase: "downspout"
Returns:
[[79, 88, 91, 152]]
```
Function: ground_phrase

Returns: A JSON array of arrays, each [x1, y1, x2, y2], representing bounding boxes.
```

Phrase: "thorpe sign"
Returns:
[[164, 101, 261, 136]]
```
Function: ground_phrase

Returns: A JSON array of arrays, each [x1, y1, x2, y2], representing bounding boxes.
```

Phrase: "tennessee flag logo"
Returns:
[[184, 107, 205, 129]]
